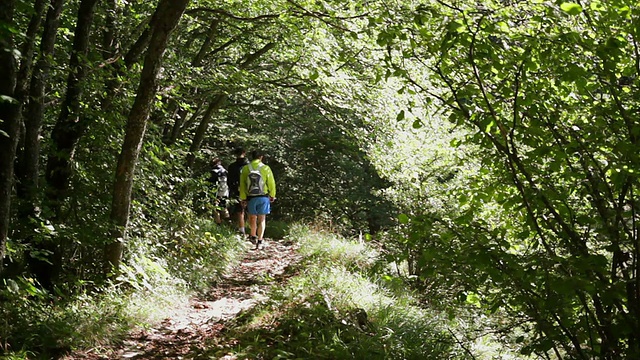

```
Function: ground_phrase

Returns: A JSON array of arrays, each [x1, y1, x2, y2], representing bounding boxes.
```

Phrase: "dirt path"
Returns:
[[66, 238, 301, 360]]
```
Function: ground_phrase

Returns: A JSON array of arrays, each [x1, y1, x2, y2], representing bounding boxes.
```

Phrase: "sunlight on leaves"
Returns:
[[560, 2, 583, 15]]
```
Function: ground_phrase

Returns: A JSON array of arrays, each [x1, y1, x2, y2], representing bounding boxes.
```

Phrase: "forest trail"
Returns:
[[64, 238, 302, 360]]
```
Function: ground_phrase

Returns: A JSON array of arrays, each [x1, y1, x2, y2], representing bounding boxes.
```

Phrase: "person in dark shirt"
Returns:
[[227, 147, 249, 234]]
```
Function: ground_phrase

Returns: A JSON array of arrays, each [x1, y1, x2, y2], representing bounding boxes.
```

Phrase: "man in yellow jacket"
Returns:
[[239, 150, 276, 249]]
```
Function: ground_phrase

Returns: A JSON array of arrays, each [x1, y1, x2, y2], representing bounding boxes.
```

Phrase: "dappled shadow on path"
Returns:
[[62, 238, 301, 360]]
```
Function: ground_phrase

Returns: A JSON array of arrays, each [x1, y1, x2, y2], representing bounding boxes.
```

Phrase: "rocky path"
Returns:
[[65, 238, 301, 360]]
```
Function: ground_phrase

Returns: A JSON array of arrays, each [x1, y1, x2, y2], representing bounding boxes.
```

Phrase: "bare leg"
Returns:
[[248, 214, 258, 237], [237, 209, 246, 234], [257, 214, 266, 240]]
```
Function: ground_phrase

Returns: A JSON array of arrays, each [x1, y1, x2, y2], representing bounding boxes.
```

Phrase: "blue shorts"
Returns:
[[247, 197, 271, 215]]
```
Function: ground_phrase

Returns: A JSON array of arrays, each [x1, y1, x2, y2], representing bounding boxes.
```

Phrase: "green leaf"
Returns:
[[589, 1, 605, 11], [309, 69, 319, 81], [466, 292, 482, 307], [618, 6, 631, 19], [150, 152, 166, 166], [447, 21, 465, 33], [396, 110, 405, 121], [560, 3, 583, 15], [0, 95, 17, 104], [398, 213, 409, 224], [485, 120, 495, 133], [412, 119, 422, 129]]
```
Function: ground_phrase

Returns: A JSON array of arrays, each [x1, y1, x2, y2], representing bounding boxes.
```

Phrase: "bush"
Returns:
[[159, 219, 247, 291]]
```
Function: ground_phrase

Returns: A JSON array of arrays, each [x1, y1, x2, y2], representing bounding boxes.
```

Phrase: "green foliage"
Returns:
[[0, 217, 242, 358], [1, 276, 134, 358], [162, 221, 246, 291], [223, 82, 397, 236], [264, 219, 289, 240], [10, 0, 640, 358], [215, 225, 462, 359], [123, 139, 247, 291], [370, 0, 640, 358]]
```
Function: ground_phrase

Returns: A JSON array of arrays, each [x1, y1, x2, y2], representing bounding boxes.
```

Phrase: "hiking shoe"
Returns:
[[255, 239, 263, 250], [249, 235, 257, 245]]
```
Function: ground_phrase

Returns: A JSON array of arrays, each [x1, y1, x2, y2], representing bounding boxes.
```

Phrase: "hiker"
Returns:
[[239, 150, 276, 249], [210, 158, 230, 224], [227, 147, 250, 235]]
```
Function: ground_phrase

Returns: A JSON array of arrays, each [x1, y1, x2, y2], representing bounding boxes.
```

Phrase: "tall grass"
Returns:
[[217, 224, 462, 359], [291, 224, 378, 271]]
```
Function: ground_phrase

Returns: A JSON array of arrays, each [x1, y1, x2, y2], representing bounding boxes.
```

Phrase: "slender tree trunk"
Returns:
[[13, 0, 64, 288], [6, 0, 47, 276], [99, 0, 121, 113], [14, 0, 47, 144], [14, 0, 46, 206], [123, 17, 153, 68], [101, 0, 118, 57], [163, 100, 203, 146], [185, 93, 227, 167], [18, 0, 65, 214], [0, 0, 19, 271], [45, 0, 101, 218], [105, 0, 190, 274], [164, 107, 188, 144]]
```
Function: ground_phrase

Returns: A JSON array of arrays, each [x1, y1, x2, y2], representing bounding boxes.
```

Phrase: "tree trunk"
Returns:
[[162, 100, 203, 146], [14, 0, 47, 144], [99, 0, 121, 113], [162, 107, 186, 143], [104, 0, 190, 274], [13, 0, 65, 288], [0, 0, 19, 271], [45, 0, 101, 218], [123, 18, 153, 67], [17, 0, 65, 215], [185, 93, 227, 167], [101, 0, 118, 57]]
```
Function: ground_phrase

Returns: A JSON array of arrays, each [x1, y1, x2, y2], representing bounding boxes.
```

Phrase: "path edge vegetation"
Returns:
[[1, 222, 526, 359]]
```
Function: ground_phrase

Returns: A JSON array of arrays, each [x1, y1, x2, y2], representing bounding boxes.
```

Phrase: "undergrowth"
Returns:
[[0, 218, 245, 359], [214, 224, 463, 359], [161, 219, 247, 290]]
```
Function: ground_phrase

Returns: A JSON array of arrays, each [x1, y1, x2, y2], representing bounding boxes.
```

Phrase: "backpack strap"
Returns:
[[248, 163, 264, 172]]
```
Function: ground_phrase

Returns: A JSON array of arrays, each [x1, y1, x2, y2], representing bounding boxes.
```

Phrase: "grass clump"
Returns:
[[290, 223, 378, 272], [264, 219, 290, 240]]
